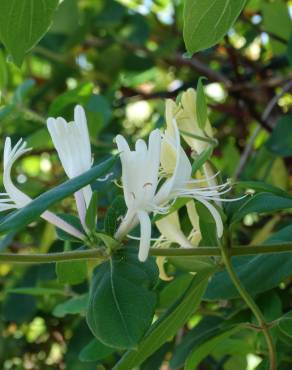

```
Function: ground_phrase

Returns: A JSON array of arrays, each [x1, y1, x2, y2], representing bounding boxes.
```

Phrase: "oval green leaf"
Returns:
[[86, 251, 158, 349], [183, 0, 246, 54], [0, 0, 59, 66], [113, 270, 213, 369]]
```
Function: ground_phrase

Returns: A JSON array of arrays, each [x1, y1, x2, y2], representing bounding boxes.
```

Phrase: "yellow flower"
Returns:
[[165, 88, 213, 154]]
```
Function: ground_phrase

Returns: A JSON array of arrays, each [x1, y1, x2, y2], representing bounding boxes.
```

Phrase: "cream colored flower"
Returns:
[[114, 129, 162, 261], [47, 105, 93, 228], [166, 88, 213, 154]]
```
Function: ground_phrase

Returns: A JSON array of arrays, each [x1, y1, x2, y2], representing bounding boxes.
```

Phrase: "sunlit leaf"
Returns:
[[0, 0, 59, 66], [183, 0, 246, 54]]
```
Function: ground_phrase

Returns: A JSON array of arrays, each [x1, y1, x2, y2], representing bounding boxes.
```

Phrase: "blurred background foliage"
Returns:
[[0, 0, 291, 369]]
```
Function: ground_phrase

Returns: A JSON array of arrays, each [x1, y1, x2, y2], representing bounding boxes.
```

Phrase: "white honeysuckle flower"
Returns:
[[115, 112, 242, 261], [166, 88, 213, 155], [115, 119, 225, 261], [114, 129, 162, 262], [155, 117, 225, 239], [166, 90, 220, 205], [0, 138, 85, 240], [47, 105, 92, 180], [115, 119, 224, 261], [47, 105, 93, 228]]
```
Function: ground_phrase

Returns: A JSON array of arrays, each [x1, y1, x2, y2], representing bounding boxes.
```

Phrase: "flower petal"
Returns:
[[194, 196, 223, 238], [156, 211, 194, 248], [3, 138, 31, 208], [74, 105, 92, 171], [137, 210, 152, 262], [47, 107, 92, 179]]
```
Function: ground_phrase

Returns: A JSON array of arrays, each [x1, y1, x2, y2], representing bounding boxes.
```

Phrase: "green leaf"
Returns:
[[168, 256, 218, 273], [169, 316, 225, 369], [113, 270, 212, 369], [86, 94, 112, 137], [261, 0, 291, 54], [12, 79, 35, 104], [86, 251, 158, 349], [56, 214, 83, 242], [56, 241, 87, 285], [79, 339, 115, 362], [0, 0, 59, 66], [95, 232, 119, 250], [196, 202, 219, 246], [85, 192, 98, 231], [50, 0, 79, 35], [158, 274, 193, 309], [196, 77, 207, 130], [0, 156, 116, 235], [104, 195, 126, 236], [53, 294, 89, 318], [205, 225, 292, 300], [0, 50, 8, 89], [235, 181, 288, 198], [26, 128, 52, 150], [278, 311, 292, 339], [183, 0, 246, 54], [231, 192, 292, 225], [56, 260, 87, 285], [8, 287, 65, 296], [185, 326, 240, 370], [191, 146, 213, 175], [48, 83, 93, 116], [287, 35, 292, 66], [266, 115, 292, 157]]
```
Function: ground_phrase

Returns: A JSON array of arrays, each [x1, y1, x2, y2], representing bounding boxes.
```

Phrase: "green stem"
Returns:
[[220, 242, 276, 370], [150, 243, 292, 256], [0, 243, 291, 264], [0, 248, 109, 264]]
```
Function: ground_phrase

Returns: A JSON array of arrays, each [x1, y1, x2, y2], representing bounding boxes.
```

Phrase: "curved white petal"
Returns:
[[137, 210, 152, 262], [147, 129, 161, 195], [114, 209, 138, 241], [74, 105, 92, 172], [135, 139, 147, 155], [194, 196, 223, 238], [47, 106, 92, 179], [3, 138, 31, 208], [155, 119, 192, 204]]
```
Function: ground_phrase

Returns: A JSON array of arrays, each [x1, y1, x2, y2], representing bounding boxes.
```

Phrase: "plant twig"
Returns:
[[220, 240, 276, 370], [0, 243, 292, 264]]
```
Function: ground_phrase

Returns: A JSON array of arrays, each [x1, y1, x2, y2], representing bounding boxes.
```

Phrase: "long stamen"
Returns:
[[127, 234, 166, 242], [182, 182, 231, 192], [184, 171, 221, 184]]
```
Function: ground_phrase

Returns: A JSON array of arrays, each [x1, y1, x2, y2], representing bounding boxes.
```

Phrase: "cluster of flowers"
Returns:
[[0, 89, 233, 262]]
